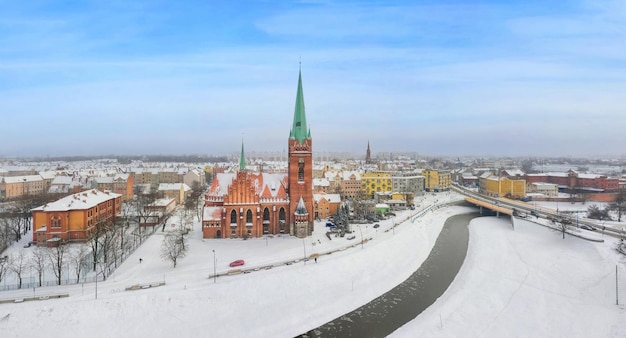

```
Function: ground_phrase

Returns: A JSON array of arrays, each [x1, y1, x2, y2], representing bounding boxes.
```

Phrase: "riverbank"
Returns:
[[392, 215, 626, 337]]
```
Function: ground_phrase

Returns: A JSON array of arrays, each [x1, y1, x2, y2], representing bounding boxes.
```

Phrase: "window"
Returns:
[[230, 210, 237, 224], [51, 215, 62, 229], [298, 163, 304, 181], [246, 210, 253, 223]]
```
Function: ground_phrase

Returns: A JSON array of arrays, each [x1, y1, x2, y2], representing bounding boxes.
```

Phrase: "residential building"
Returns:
[[158, 183, 191, 205], [314, 193, 341, 219], [361, 172, 392, 199], [31, 189, 122, 245], [391, 172, 425, 196], [339, 171, 362, 200], [422, 169, 451, 192], [479, 173, 527, 198], [0, 175, 46, 199]]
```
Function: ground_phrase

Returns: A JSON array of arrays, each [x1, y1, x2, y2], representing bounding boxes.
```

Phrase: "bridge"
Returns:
[[451, 184, 626, 239], [464, 197, 513, 216]]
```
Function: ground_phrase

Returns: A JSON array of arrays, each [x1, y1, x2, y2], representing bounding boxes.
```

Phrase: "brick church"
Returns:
[[202, 69, 314, 239]]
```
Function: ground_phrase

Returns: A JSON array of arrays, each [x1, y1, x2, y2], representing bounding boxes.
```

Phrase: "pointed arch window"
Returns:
[[246, 209, 253, 224], [279, 207, 286, 233], [230, 210, 237, 224], [263, 208, 270, 234]]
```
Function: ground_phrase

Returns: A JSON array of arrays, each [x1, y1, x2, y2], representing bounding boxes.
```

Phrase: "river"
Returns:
[[301, 212, 484, 337]]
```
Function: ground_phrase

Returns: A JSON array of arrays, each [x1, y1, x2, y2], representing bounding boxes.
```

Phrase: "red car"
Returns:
[[229, 259, 245, 267]]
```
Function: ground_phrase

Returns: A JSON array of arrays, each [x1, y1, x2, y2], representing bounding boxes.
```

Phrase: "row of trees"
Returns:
[[0, 244, 90, 288]]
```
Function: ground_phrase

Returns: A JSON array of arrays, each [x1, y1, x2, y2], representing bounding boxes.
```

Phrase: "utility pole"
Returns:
[[615, 264, 619, 305]]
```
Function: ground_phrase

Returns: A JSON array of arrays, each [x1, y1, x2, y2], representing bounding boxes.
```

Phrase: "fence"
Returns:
[[0, 225, 158, 292]]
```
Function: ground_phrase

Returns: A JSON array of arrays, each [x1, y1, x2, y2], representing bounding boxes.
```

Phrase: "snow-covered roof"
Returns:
[[503, 169, 525, 176], [39, 171, 57, 180], [32, 189, 122, 212], [50, 176, 73, 185], [3, 175, 43, 183], [208, 172, 287, 199], [342, 171, 361, 180], [313, 178, 330, 187], [158, 183, 191, 192], [151, 198, 176, 207], [314, 194, 341, 204]]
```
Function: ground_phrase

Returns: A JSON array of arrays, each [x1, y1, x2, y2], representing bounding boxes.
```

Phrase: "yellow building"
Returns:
[[479, 173, 526, 197], [361, 172, 392, 199], [422, 169, 451, 192]]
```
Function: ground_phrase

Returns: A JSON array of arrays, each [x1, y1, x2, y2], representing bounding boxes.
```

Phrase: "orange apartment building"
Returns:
[[32, 189, 122, 245], [314, 193, 341, 219], [93, 173, 134, 200]]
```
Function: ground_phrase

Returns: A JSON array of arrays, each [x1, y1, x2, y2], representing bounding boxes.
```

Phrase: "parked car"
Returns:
[[580, 225, 596, 231], [346, 235, 356, 240], [373, 223, 380, 228], [229, 259, 245, 267]]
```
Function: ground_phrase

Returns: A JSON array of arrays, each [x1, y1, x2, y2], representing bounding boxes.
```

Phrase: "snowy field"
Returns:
[[0, 192, 625, 337]]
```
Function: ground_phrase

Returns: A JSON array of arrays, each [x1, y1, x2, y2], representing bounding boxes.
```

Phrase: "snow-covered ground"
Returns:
[[0, 192, 625, 338]]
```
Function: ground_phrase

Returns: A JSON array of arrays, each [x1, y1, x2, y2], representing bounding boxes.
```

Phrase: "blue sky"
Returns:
[[1, 0, 624, 158]]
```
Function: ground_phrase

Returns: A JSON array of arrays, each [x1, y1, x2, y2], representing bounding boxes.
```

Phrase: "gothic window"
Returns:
[[279, 208, 286, 233], [263, 208, 270, 222], [230, 210, 237, 224], [246, 210, 253, 224]]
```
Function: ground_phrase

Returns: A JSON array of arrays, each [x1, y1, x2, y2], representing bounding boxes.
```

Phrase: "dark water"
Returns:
[[301, 212, 482, 338]]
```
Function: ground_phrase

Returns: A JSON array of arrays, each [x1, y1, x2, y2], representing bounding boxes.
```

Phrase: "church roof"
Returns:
[[239, 141, 246, 171], [289, 68, 310, 144], [208, 172, 288, 199]]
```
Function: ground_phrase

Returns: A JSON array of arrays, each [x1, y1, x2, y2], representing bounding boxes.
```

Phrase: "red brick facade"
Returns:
[[524, 169, 619, 193], [288, 138, 314, 237]]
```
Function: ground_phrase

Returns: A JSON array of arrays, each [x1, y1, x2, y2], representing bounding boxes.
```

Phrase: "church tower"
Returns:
[[366, 141, 372, 164], [288, 67, 314, 238]]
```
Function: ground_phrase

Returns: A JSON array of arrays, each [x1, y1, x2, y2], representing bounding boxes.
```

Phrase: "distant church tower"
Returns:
[[365, 141, 372, 164], [288, 67, 314, 238]]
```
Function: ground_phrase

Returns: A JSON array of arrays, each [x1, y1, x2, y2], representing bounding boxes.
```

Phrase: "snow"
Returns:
[[1, 192, 625, 338]]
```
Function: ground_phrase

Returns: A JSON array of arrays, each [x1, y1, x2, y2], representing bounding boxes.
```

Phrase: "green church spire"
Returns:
[[239, 140, 246, 171], [289, 67, 309, 143]]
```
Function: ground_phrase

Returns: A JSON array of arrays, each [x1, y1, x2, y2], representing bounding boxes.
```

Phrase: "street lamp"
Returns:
[[212, 249, 216, 283], [302, 238, 307, 265], [358, 224, 363, 250]]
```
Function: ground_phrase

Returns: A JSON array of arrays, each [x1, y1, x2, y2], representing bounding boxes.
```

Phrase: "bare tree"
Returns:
[[187, 180, 204, 221], [69, 244, 89, 283], [47, 241, 68, 285], [0, 217, 11, 252], [87, 218, 113, 271], [552, 215, 573, 239], [160, 230, 188, 268], [30, 246, 47, 287], [609, 192, 625, 222], [0, 256, 9, 285], [134, 188, 160, 229], [9, 250, 28, 289]]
